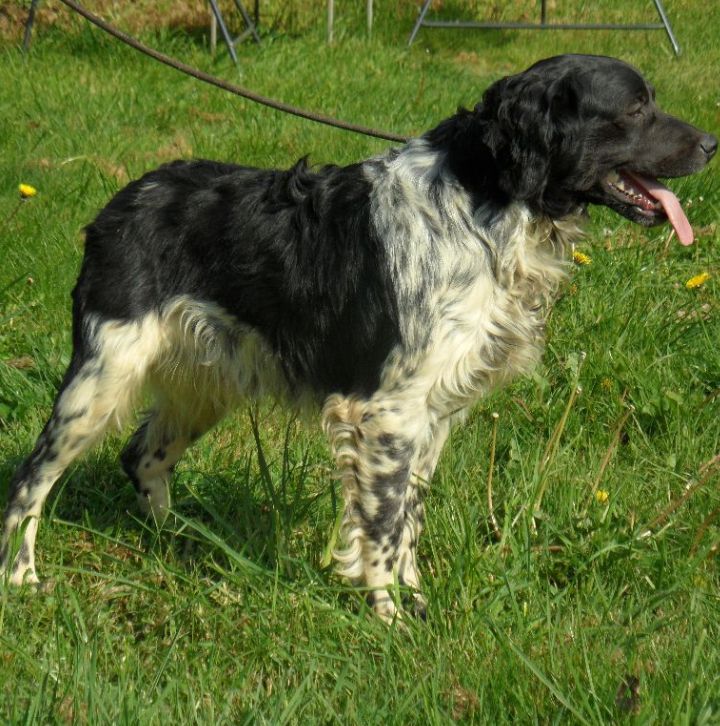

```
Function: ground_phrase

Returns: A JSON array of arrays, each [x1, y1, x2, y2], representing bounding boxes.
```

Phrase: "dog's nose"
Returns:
[[700, 133, 718, 159]]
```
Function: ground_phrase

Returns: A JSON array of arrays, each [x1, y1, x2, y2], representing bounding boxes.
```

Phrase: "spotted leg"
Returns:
[[395, 416, 451, 619], [323, 394, 442, 620], [120, 393, 222, 523], [1, 348, 145, 587]]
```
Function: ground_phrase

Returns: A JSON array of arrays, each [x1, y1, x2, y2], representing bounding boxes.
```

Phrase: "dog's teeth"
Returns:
[[607, 173, 660, 211]]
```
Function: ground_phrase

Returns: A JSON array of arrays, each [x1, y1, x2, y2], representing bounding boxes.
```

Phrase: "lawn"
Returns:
[[1, 0, 719, 722]]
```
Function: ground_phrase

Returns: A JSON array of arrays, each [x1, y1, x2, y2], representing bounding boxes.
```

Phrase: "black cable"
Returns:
[[57, 0, 410, 145]]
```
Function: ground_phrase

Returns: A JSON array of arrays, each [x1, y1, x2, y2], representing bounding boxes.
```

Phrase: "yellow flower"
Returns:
[[685, 272, 711, 289], [573, 250, 592, 266], [18, 183, 38, 199], [595, 489, 609, 505]]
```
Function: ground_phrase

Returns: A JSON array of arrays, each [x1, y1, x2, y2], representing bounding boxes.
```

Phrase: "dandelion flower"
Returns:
[[3, 184, 38, 230], [573, 250, 592, 266], [685, 272, 710, 289], [595, 489, 609, 505], [19, 183, 38, 199]]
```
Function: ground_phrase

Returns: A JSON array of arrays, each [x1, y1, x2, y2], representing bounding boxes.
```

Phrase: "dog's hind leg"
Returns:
[[120, 393, 223, 523], [1, 318, 156, 587], [120, 416, 187, 525], [323, 395, 437, 621]]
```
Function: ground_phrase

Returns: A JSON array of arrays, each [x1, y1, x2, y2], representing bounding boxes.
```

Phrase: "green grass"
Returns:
[[1, 1, 719, 722]]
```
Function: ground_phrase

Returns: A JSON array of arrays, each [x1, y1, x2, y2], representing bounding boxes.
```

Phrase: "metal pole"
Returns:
[[232, 0, 261, 43], [208, 0, 239, 64], [408, 0, 433, 45], [23, 0, 41, 51], [408, 0, 682, 55], [652, 0, 681, 55]]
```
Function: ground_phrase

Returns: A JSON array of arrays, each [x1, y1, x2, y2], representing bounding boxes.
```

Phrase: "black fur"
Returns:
[[431, 54, 716, 221], [79, 159, 400, 397]]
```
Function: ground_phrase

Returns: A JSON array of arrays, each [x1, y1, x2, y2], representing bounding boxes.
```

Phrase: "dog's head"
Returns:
[[467, 54, 717, 244]]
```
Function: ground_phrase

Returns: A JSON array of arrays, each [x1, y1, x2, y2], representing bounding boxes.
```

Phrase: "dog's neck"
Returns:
[[382, 135, 586, 261], [421, 109, 510, 212], [422, 108, 588, 221], [369, 137, 585, 360]]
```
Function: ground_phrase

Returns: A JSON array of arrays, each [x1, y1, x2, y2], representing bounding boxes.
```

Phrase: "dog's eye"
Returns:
[[627, 105, 644, 118]]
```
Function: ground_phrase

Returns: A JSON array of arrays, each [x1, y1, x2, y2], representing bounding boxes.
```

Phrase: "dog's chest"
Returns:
[[419, 229, 569, 414]]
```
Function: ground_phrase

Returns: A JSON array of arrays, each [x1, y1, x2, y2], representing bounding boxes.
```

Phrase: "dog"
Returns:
[[1, 54, 716, 619]]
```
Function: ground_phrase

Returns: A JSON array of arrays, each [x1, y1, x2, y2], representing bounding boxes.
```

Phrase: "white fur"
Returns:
[[320, 142, 582, 618]]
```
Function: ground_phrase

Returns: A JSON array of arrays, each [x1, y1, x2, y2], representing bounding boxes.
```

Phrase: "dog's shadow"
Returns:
[[1, 440, 333, 582]]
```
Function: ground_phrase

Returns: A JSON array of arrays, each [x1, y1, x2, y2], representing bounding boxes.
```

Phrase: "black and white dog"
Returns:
[[1, 54, 716, 619]]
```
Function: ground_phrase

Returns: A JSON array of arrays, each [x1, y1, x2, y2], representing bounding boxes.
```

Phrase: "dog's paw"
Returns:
[[367, 589, 399, 623], [367, 589, 429, 624], [411, 593, 428, 622], [136, 486, 171, 526], [1, 562, 40, 589]]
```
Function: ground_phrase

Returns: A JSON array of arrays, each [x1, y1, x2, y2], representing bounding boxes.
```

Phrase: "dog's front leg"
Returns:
[[395, 416, 451, 620], [323, 396, 441, 621]]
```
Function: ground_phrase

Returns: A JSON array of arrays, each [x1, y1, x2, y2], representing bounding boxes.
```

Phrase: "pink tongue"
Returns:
[[625, 171, 694, 246]]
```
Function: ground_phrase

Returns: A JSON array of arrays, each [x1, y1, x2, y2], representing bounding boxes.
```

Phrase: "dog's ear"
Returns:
[[478, 74, 577, 202]]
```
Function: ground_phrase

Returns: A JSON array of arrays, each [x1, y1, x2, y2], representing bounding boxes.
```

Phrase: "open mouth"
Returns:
[[602, 170, 694, 246]]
